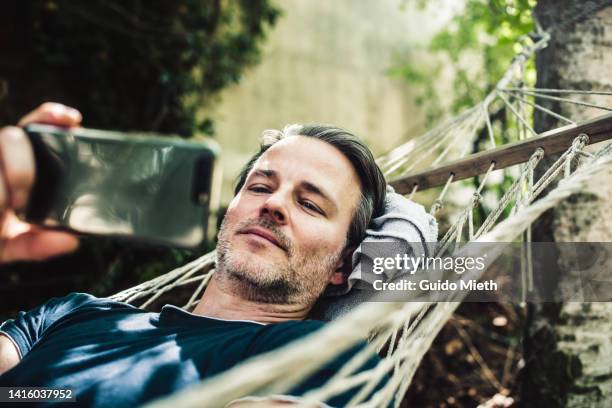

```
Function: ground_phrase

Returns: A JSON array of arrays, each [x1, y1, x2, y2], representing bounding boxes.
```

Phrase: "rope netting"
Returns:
[[107, 27, 612, 408]]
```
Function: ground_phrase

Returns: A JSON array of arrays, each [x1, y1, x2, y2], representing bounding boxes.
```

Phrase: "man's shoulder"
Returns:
[[21, 292, 144, 330], [41, 292, 139, 313]]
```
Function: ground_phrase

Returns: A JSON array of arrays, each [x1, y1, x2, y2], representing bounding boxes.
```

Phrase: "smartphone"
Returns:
[[23, 124, 221, 249]]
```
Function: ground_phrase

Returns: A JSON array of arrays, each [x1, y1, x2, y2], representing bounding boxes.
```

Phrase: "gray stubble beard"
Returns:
[[215, 217, 344, 305]]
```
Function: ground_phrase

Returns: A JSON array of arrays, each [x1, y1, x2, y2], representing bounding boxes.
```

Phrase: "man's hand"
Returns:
[[0, 102, 81, 263]]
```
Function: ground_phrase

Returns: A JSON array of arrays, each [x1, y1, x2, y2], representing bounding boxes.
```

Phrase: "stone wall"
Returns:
[[202, 0, 458, 203]]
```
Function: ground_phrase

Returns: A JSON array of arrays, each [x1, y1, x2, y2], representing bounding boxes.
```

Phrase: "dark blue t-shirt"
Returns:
[[0, 293, 383, 407]]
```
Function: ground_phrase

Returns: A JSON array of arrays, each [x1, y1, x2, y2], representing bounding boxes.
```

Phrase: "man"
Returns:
[[0, 103, 387, 407]]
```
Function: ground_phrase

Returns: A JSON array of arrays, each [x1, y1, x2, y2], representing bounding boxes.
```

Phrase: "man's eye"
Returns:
[[300, 200, 323, 215], [248, 185, 271, 193]]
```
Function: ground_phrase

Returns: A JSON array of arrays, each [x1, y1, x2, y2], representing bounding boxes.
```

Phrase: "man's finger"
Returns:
[[18, 102, 82, 128], [1, 229, 79, 263], [0, 126, 36, 209]]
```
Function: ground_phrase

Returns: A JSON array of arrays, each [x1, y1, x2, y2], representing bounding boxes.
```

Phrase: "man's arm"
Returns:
[[0, 103, 82, 375], [0, 333, 20, 376]]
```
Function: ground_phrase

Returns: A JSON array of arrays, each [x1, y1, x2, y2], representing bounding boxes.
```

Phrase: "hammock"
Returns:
[[108, 28, 612, 408]]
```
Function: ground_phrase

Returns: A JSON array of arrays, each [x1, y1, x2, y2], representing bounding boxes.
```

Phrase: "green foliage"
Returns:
[[392, 1, 539, 223], [387, 63, 444, 124], [393, 0, 536, 122], [0, 0, 280, 136]]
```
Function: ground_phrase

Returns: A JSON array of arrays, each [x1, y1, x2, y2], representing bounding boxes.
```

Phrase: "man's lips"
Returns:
[[238, 227, 286, 251]]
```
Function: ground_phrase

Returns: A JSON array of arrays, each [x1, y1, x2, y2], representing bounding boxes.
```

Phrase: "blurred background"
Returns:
[[1, 0, 486, 311], [1, 1, 589, 406]]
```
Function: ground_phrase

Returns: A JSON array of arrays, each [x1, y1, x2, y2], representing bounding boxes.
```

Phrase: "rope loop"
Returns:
[[573, 133, 589, 149], [530, 147, 545, 164], [430, 199, 443, 214], [471, 192, 483, 205]]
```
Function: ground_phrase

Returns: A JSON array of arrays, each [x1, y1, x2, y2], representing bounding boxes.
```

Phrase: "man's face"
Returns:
[[216, 136, 361, 305]]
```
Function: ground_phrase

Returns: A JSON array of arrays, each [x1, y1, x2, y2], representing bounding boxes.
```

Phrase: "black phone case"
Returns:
[[24, 124, 219, 249]]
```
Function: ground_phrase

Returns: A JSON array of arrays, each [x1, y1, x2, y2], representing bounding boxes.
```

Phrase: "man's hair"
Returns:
[[234, 124, 387, 249]]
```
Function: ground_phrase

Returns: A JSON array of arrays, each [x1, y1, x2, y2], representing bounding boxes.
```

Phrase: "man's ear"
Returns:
[[329, 246, 356, 286]]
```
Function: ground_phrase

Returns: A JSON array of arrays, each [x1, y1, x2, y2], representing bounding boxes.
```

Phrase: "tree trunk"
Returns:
[[521, 1, 612, 407]]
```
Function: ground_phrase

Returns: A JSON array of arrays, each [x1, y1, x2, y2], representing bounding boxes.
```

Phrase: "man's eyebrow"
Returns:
[[301, 181, 338, 212], [251, 169, 277, 179]]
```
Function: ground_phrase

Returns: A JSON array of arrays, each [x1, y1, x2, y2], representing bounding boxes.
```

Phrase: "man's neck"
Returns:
[[192, 277, 311, 324]]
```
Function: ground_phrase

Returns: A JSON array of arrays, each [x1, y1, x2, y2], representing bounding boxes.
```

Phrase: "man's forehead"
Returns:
[[251, 136, 361, 207], [255, 136, 355, 180]]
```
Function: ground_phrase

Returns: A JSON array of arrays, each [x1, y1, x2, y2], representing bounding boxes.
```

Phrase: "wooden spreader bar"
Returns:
[[389, 113, 612, 194]]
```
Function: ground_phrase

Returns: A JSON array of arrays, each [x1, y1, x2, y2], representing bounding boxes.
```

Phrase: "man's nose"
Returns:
[[260, 192, 288, 224]]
